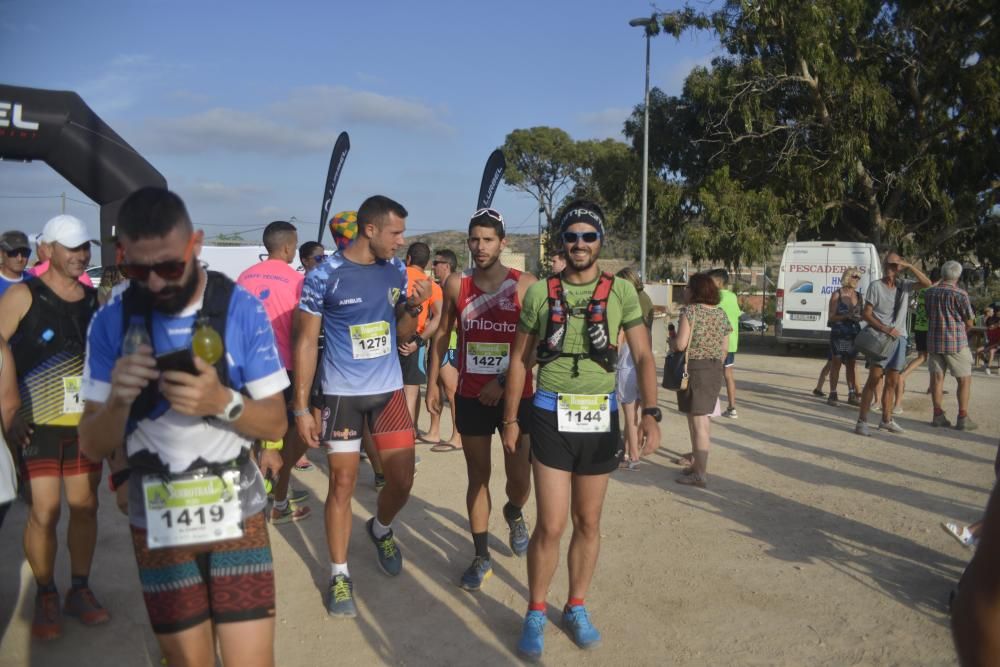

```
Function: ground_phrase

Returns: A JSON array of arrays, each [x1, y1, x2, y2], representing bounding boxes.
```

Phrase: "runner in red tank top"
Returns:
[[427, 208, 537, 591], [455, 267, 534, 399]]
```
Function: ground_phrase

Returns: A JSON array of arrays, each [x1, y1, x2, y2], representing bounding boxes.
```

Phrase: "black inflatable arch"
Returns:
[[0, 83, 166, 266]]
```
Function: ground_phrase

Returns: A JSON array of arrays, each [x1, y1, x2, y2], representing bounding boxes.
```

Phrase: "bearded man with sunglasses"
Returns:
[[79, 188, 288, 666], [0, 230, 32, 298], [427, 208, 536, 592], [500, 200, 661, 660], [0, 214, 105, 641]]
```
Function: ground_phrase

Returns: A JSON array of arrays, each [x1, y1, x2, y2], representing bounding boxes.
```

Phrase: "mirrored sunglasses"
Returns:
[[561, 231, 600, 244]]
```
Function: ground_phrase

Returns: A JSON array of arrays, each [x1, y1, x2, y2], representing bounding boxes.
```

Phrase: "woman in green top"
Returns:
[[669, 273, 732, 488]]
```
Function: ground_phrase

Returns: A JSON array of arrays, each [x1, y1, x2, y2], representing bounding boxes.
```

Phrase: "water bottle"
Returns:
[[122, 316, 151, 355], [191, 316, 223, 364]]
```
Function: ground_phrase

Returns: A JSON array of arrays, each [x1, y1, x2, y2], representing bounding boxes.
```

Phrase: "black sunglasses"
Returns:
[[5, 248, 31, 259], [119, 260, 188, 282], [561, 231, 600, 244]]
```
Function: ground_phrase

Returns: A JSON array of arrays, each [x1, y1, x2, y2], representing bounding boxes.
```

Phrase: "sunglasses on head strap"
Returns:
[[118, 233, 197, 282], [471, 208, 505, 231], [561, 231, 600, 244]]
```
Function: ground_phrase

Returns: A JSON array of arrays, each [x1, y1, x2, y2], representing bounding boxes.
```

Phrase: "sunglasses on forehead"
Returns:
[[118, 233, 197, 282], [561, 231, 600, 244], [471, 208, 505, 230]]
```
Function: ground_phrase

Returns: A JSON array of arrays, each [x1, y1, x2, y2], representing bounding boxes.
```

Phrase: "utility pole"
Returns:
[[537, 204, 545, 274]]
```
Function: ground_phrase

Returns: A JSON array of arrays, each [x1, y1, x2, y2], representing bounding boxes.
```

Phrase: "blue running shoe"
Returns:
[[506, 514, 530, 557], [326, 575, 357, 618], [459, 556, 493, 591], [366, 518, 403, 576], [561, 605, 601, 650], [516, 610, 547, 662]]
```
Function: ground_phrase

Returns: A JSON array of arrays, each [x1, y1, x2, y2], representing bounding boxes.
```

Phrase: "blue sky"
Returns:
[[1, 0, 719, 246]]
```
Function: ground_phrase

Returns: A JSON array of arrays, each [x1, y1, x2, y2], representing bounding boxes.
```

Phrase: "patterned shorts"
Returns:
[[130, 511, 275, 634]]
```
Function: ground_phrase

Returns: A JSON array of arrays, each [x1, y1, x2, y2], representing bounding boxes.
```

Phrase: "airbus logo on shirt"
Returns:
[[338, 297, 363, 305]]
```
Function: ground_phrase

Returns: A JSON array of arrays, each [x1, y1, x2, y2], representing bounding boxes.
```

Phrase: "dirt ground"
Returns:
[[1, 328, 997, 666]]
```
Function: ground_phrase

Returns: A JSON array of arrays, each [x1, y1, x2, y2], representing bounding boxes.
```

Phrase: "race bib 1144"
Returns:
[[556, 393, 611, 433]]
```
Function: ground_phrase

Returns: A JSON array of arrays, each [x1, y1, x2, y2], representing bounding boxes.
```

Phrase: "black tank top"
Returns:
[[12, 278, 97, 425]]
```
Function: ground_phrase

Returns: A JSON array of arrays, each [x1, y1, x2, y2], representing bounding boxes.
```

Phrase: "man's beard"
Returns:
[[568, 249, 598, 271], [137, 265, 200, 315]]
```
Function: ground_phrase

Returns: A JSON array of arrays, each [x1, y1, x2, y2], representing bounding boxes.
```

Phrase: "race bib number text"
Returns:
[[350, 321, 391, 359], [466, 342, 509, 375], [143, 470, 243, 549], [62, 376, 83, 414], [557, 393, 611, 433]]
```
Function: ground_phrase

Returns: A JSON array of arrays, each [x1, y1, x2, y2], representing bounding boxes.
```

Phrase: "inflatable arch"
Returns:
[[0, 83, 166, 266]]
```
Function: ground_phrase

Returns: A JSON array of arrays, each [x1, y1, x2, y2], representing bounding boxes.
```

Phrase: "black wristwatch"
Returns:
[[641, 407, 662, 422]]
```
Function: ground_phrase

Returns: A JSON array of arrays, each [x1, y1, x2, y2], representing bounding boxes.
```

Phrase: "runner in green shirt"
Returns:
[[500, 200, 661, 661], [710, 269, 741, 417], [898, 266, 939, 400]]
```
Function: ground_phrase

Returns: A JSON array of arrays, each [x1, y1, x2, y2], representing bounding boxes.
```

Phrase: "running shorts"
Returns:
[[724, 352, 736, 367], [529, 404, 621, 476], [20, 424, 102, 482], [399, 342, 426, 386], [914, 330, 928, 353], [319, 389, 414, 454], [130, 511, 274, 635], [455, 395, 533, 438]]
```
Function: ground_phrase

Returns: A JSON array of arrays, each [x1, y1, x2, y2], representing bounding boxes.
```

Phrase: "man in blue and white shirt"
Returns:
[[79, 187, 287, 667], [294, 194, 431, 619]]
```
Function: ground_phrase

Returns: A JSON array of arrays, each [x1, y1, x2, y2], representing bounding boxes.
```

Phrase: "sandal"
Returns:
[[672, 453, 694, 466], [680, 466, 696, 476], [431, 442, 461, 453], [675, 473, 707, 488]]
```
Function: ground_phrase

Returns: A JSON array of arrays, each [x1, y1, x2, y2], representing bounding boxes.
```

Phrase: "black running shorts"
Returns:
[[529, 405, 621, 476], [455, 395, 533, 437]]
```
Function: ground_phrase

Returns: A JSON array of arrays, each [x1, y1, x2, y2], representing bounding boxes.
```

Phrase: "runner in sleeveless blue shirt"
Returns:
[[294, 195, 431, 619]]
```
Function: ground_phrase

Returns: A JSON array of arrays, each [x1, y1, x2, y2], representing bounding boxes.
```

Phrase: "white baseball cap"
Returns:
[[39, 214, 101, 248]]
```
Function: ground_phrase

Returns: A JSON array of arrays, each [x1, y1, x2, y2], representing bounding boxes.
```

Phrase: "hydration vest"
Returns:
[[536, 272, 618, 374], [121, 270, 237, 441]]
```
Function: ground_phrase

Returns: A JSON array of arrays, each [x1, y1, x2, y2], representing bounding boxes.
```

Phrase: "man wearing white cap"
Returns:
[[0, 213, 106, 641], [28, 215, 95, 288]]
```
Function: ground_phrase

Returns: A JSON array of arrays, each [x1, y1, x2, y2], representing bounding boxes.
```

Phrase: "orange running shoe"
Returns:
[[32, 591, 62, 641], [64, 587, 111, 626]]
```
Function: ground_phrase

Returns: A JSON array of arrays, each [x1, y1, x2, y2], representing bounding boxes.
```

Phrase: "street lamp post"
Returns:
[[537, 204, 545, 274], [629, 16, 654, 281]]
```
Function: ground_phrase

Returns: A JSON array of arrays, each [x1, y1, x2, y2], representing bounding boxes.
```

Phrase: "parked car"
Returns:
[[739, 313, 766, 333]]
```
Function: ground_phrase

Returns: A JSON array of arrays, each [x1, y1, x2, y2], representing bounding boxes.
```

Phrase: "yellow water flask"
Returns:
[[191, 316, 223, 364]]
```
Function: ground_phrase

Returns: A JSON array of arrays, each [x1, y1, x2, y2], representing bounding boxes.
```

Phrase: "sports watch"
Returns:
[[405, 302, 424, 317], [641, 407, 662, 422], [215, 389, 245, 423]]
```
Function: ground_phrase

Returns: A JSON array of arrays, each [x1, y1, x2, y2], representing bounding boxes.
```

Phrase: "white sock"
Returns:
[[372, 517, 391, 539], [274, 500, 288, 511], [331, 562, 349, 578]]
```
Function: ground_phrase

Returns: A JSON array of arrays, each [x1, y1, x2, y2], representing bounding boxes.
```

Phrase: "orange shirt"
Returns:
[[405, 265, 442, 335]]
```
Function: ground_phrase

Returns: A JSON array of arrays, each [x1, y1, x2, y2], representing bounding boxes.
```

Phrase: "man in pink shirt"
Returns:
[[237, 221, 311, 524], [29, 218, 95, 287]]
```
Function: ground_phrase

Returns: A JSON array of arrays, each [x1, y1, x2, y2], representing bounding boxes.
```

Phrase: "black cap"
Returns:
[[558, 200, 605, 239], [0, 230, 30, 252]]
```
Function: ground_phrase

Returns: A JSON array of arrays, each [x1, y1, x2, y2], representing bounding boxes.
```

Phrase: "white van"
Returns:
[[776, 241, 882, 345]]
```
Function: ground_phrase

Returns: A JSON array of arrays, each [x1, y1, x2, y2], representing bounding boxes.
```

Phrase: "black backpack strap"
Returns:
[[122, 283, 157, 432], [195, 271, 236, 390]]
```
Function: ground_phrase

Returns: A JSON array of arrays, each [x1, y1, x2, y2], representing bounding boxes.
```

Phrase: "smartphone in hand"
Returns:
[[155, 348, 199, 375]]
